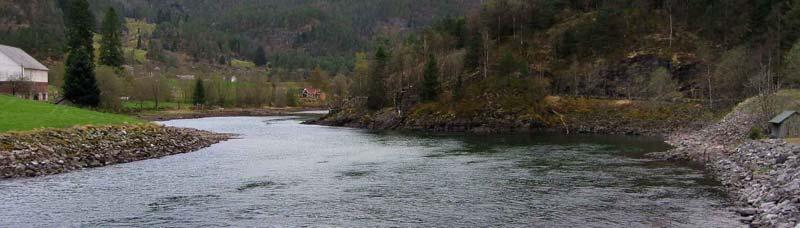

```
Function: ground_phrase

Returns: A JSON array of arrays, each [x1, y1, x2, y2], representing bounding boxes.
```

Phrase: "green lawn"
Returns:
[[0, 95, 144, 132]]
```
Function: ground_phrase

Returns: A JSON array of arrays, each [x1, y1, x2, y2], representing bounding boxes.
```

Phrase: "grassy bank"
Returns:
[[0, 95, 143, 132]]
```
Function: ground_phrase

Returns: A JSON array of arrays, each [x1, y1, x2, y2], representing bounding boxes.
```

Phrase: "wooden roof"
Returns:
[[769, 111, 798, 124]]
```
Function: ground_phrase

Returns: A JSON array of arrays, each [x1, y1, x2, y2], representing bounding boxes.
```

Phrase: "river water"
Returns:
[[0, 116, 742, 227]]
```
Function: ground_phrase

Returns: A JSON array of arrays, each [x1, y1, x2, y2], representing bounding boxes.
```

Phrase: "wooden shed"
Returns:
[[769, 111, 800, 138]]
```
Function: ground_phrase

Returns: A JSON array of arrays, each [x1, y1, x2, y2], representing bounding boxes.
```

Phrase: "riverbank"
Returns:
[[310, 95, 800, 226], [308, 97, 716, 136], [657, 96, 800, 227], [135, 107, 323, 121], [0, 124, 232, 179]]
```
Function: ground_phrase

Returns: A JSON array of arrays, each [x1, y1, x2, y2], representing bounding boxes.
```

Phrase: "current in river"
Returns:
[[0, 116, 742, 227]]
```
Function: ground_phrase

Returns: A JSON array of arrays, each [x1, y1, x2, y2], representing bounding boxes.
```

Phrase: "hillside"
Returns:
[[313, 0, 800, 136], [0, 95, 142, 132], [0, 0, 480, 71]]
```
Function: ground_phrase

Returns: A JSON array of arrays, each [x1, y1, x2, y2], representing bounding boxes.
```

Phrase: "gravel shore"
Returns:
[[0, 124, 232, 179], [658, 97, 800, 227]]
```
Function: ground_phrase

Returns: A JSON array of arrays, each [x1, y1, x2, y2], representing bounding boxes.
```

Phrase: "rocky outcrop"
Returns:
[[659, 97, 800, 227], [0, 125, 232, 179]]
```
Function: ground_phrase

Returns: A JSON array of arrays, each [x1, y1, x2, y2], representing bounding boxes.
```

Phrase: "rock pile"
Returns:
[[0, 124, 231, 179], [724, 140, 800, 227], [661, 97, 800, 227]]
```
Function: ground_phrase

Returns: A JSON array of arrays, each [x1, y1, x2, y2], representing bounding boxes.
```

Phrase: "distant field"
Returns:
[[0, 95, 143, 132], [123, 101, 190, 111], [231, 59, 256, 69]]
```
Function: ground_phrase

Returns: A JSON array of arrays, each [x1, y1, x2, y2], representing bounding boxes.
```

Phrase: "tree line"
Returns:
[[336, 0, 800, 116]]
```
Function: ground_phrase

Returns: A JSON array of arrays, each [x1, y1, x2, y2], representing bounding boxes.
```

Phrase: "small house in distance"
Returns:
[[0, 44, 49, 100], [301, 87, 326, 100], [768, 111, 800, 138]]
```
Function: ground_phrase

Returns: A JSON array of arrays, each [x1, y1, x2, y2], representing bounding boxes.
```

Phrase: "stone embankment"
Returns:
[[0, 124, 232, 179], [660, 97, 800, 227]]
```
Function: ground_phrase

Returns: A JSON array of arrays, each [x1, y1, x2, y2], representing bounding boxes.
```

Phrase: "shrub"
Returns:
[[749, 126, 766, 140]]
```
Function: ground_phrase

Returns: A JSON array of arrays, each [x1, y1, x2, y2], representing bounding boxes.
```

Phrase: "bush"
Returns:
[[749, 126, 766, 140]]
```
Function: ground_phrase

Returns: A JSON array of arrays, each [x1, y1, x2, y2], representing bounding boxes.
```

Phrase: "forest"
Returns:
[[0, 0, 478, 71], [3, 0, 800, 119], [349, 0, 800, 120]]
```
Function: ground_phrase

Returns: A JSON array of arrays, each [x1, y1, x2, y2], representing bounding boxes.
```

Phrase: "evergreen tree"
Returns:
[[147, 39, 163, 61], [286, 87, 299, 107], [463, 30, 482, 72], [64, 0, 95, 59], [367, 46, 389, 110], [783, 40, 800, 84], [63, 0, 100, 107], [308, 65, 329, 91], [454, 73, 464, 100], [254, 46, 267, 66], [420, 54, 441, 102], [192, 79, 206, 106], [497, 52, 527, 77], [136, 30, 143, 49], [99, 7, 124, 68], [63, 49, 101, 107]]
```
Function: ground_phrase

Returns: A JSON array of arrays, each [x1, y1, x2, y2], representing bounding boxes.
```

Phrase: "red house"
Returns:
[[301, 87, 326, 100]]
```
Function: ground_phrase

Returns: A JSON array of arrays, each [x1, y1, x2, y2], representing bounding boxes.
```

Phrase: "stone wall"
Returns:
[[0, 124, 232, 179], [0, 81, 48, 100]]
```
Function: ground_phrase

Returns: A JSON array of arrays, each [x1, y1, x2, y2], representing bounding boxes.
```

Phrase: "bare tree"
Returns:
[[748, 61, 781, 122]]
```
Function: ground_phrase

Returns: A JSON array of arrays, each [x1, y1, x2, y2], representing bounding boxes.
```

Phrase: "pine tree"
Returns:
[[464, 30, 482, 72], [136, 30, 143, 49], [192, 79, 206, 106], [63, 49, 101, 107], [367, 46, 389, 110], [286, 87, 299, 107], [254, 46, 267, 66], [308, 65, 329, 91], [63, 0, 100, 107], [99, 7, 124, 68], [64, 0, 95, 59], [420, 54, 440, 102]]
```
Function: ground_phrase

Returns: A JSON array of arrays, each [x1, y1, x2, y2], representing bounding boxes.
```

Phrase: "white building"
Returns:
[[0, 44, 49, 100]]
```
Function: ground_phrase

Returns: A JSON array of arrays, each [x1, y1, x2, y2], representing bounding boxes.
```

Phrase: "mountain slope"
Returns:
[[0, 0, 480, 71]]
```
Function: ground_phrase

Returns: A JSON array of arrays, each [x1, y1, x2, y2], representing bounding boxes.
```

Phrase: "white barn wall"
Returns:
[[23, 69, 47, 82], [0, 52, 23, 82]]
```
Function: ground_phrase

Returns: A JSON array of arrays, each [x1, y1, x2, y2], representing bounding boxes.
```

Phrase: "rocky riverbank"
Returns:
[[314, 96, 800, 226], [0, 124, 232, 179], [309, 97, 712, 136], [658, 97, 800, 227]]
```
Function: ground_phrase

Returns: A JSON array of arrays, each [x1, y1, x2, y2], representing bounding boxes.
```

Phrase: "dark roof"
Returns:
[[769, 111, 798, 124], [0, 44, 49, 71]]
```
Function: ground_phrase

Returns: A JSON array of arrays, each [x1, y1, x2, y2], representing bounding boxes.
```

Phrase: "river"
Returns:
[[0, 116, 742, 227]]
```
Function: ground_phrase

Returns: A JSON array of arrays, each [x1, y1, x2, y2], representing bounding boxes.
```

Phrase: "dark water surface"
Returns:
[[0, 116, 742, 227]]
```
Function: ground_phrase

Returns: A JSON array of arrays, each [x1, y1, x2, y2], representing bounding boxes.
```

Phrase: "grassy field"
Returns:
[[123, 101, 190, 111], [0, 95, 144, 132], [231, 59, 257, 69]]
